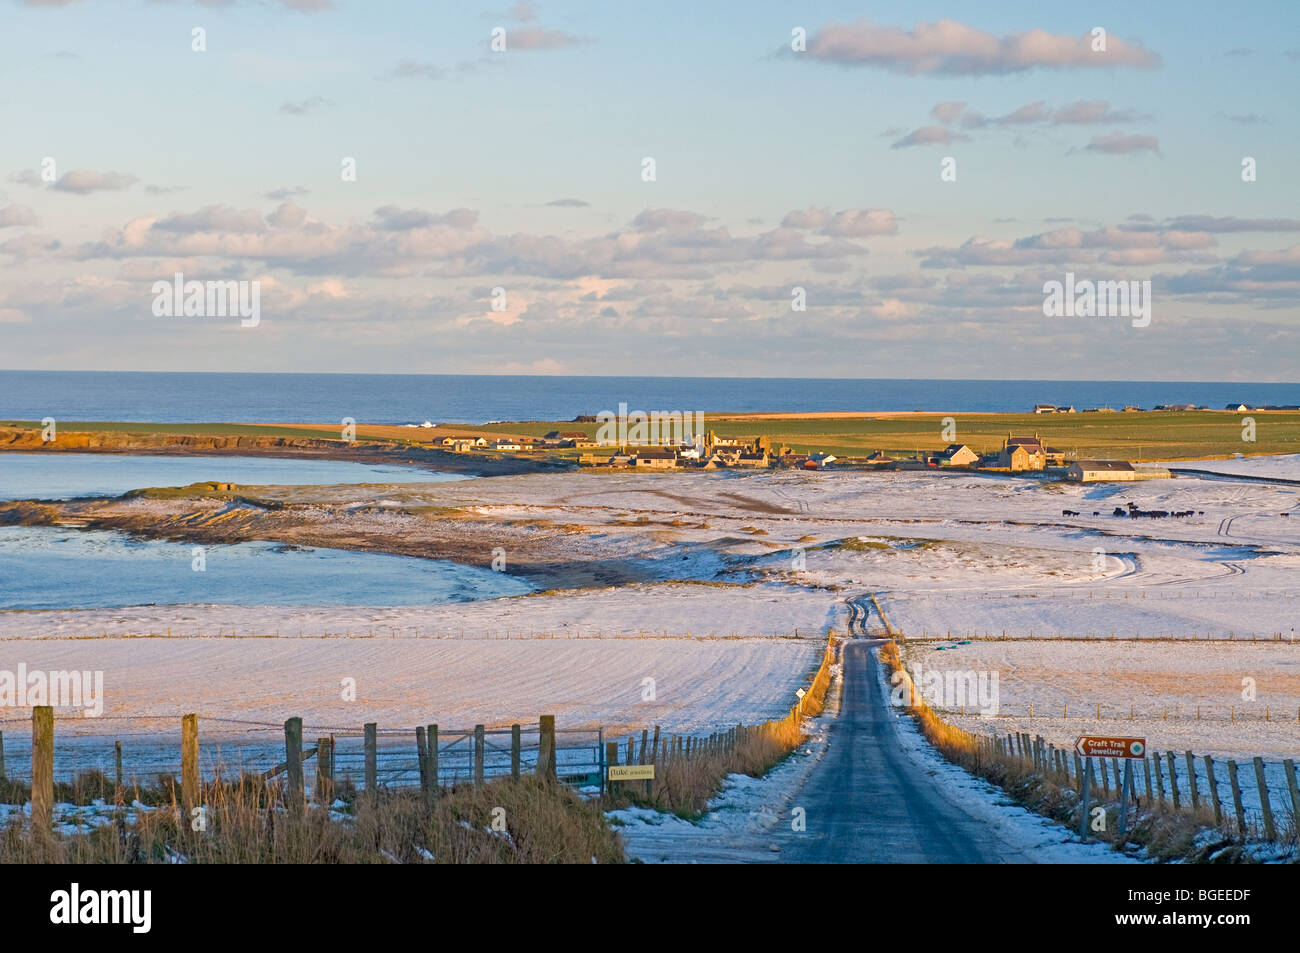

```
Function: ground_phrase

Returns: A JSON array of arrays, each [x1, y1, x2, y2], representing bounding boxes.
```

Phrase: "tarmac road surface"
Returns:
[[776, 639, 1025, 863]]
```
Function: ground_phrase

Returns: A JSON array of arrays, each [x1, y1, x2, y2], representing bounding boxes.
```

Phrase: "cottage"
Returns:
[[939, 444, 979, 467], [1033, 404, 1057, 414], [632, 449, 678, 469]]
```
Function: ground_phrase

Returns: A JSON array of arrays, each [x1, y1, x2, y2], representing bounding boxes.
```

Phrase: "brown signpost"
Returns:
[[1075, 736, 1145, 759], [1075, 736, 1146, 842]]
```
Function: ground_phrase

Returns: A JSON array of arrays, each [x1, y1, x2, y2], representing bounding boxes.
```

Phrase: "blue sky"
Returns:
[[1, 1, 1297, 379]]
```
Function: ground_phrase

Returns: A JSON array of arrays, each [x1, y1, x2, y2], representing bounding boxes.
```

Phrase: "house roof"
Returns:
[[1073, 459, 1135, 471]]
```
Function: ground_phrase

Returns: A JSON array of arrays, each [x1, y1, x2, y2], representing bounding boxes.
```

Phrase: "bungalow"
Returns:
[[1225, 404, 1252, 413], [808, 452, 837, 469], [633, 448, 678, 469], [490, 439, 523, 451], [1033, 404, 1057, 414], [1067, 460, 1137, 482]]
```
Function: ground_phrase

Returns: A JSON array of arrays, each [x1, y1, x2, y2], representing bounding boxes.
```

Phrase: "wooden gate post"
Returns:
[[426, 725, 439, 804], [363, 723, 377, 794], [314, 737, 333, 805], [415, 726, 429, 792], [604, 741, 619, 799], [181, 713, 200, 817], [537, 715, 556, 780], [1253, 757, 1276, 840], [31, 706, 53, 832], [1226, 760, 1246, 837], [474, 725, 485, 787], [284, 717, 304, 815]]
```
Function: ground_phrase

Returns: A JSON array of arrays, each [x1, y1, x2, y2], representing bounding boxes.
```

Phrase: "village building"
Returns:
[[996, 434, 1066, 470], [632, 448, 678, 469], [937, 444, 979, 467], [1067, 459, 1137, 482]]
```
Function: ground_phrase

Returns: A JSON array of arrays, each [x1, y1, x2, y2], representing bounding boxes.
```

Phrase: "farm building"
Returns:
[[1067, 460, 1137, 482]]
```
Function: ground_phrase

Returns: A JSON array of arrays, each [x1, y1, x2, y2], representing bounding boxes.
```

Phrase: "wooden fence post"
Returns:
[[1100, 758, 1111, 796], [1184, 751, 1199, 811], [284, 717, 304, 814], [1166, 752, 1180, 809], [537, 715, 556, 780], [1079, 758, 1093, 839], [1118, 759, 1132, 840], [511, 724, 521, 780], [0, 730, 5, 781], [181, 713, 199, 818], [1153, 754, 1166, 808], [1227, 759, 1246, 837], [1142, 756, 1153, 804], [114, 740, 123, 793], [31, 706, 53, 832], [1253, 757, 1276, 840], [474, 725, 485, 787], [415, 726, 429, 792], [1203, 755, 1222, 826], [1283, 760, 1300, 835], [315, 737, 333, 805], [426, 725, 438, 798], [363, 723, 377, 794], [604, 741, 619, 799]]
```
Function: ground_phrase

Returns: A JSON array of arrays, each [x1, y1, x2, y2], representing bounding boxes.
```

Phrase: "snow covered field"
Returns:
[[3, 454, 1297, 802], [1169, 453, 1300, 481]]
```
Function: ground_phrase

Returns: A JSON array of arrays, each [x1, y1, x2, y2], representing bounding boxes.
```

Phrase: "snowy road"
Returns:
[[774, 639, 1025, 863]]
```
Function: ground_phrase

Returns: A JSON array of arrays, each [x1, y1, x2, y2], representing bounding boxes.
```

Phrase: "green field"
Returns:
[[457, 410, 1300, 461], [6, 410, 1298, 461]]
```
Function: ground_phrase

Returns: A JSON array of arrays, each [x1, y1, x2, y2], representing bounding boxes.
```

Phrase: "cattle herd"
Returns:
[[1061, 503, 1204, 519]]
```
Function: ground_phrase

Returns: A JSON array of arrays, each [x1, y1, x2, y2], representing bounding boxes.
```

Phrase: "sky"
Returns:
[[0, 0, 1297, 380]]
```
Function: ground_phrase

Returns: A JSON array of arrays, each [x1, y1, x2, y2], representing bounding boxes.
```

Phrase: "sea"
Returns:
[[1, 370, 1298, 426]]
